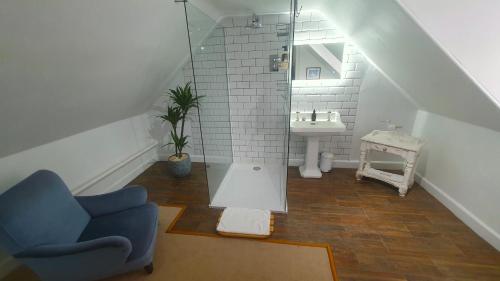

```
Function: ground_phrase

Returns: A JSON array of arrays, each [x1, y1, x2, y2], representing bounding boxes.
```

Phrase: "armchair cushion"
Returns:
[[75, 186, 148, 217], [78, 202, 158, 262]]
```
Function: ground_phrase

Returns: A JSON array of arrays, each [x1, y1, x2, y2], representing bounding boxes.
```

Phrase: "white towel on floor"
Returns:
[[217, 207, 271, 235]]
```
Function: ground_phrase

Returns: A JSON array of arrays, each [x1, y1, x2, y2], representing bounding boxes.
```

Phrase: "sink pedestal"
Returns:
[[299, 136, 322, 178], [290, 112, 346, 179]]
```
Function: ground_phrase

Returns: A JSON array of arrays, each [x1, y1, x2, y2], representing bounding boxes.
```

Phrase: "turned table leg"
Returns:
[[356, 142, 368, 181], [400, 151, 416, 197]]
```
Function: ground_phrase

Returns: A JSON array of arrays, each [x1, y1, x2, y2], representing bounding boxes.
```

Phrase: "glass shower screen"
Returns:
[[183, 1, 295, 212], [184, 2, 233, 202]]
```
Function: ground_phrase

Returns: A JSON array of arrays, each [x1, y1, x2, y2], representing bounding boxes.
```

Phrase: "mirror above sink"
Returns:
[[289, 11, 353, 179], [292, 42, 345, 80], [291, 9, 346, 82]]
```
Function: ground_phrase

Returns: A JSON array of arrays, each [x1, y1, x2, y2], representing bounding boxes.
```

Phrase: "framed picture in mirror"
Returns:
[[306, 67, 321, 80]]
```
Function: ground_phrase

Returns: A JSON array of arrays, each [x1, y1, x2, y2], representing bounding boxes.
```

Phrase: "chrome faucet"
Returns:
[[327, 111, 332, 121]]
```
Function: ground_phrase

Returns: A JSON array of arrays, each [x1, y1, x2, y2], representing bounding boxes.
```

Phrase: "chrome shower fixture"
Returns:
[[246, 14, 263, 29]]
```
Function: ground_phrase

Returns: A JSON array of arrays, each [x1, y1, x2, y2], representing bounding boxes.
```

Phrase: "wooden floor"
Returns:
[[133, 162, 500, 281], [4, 162, 500, 281]]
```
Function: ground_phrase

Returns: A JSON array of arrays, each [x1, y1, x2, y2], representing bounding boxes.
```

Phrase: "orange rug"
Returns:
[[4, 203, 338, 281], [104, 205, 338, 281]]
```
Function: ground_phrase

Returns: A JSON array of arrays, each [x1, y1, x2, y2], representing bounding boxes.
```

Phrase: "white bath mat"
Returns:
[[216, 207, 273, 237]]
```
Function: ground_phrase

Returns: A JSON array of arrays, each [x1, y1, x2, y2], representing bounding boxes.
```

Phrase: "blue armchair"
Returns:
[[0, 170, 158, 281]]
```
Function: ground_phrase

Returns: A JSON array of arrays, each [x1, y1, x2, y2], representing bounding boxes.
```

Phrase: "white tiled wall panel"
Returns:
[[222, 15, 291, 164], [183, 26, 233, 161], [184, 14, 291, 164], [181, 12, 366, 164], [289, 11, 367, 161], [294, 11, 344, 45]]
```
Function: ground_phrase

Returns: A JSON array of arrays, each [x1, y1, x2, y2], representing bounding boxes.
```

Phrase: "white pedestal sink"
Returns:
[[291, 112, 346, 178]]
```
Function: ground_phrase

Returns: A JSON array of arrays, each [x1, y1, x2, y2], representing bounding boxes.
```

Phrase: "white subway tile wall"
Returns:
[[294, 11, 344, 45], [184, 14, 292, 164], [289, 11, 367, 161], [183, 26, 233, 161], [182, 11, 366, 164]]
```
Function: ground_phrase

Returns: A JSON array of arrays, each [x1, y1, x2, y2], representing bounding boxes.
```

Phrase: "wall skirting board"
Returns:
[[288, 158, 404, 170], [415, 173, 500, 251], [75, 142, 158, 195], [163, 154, 405, 170]]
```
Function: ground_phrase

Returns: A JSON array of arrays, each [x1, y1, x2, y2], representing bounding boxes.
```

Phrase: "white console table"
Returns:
[[356, 130, 424, 197]]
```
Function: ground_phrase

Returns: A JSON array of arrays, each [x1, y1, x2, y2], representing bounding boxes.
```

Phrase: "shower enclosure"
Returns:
[[182, 1, 296, 212]]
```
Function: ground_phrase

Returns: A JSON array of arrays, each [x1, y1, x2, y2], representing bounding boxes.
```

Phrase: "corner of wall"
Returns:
[[350, 65, 418, 161], [415, 172, 500, 251], [412, 111, 500, 250]]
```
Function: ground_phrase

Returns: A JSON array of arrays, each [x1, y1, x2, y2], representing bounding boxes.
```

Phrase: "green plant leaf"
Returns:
[[167, 82, 205, 116], [159, 106, 182, 128], [159, 82, 205, 156]]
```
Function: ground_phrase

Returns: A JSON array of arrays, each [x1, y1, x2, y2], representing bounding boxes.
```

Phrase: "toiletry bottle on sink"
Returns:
[[311, 109, 317, 121]]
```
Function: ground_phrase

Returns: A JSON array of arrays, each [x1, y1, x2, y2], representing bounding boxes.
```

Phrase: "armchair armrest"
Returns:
[[75, 186, 148, 217], [15, 236, 132, 258], [15, 237, 133, 281]]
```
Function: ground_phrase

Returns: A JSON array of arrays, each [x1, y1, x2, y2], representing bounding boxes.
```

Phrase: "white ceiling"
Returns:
[[1, 0, 499, 158], [399, 0, 500, 109]]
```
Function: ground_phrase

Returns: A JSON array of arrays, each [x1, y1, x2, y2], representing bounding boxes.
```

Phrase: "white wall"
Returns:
[[290, 40, 367, 162], [177, 10, 370, 164], [413, 110, 500, 250], [399, 0, 500, 108], [319, 0, 500, 132], [0, 114, 158, 196], [180, 14, 291, 165], [351, 65, 418, 161], [0, 0, 188, 158]]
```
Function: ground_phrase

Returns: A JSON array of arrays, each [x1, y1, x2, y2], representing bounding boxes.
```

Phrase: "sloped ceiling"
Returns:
[[398, 0, 500, 109], [200, 0, 500, 132], [0, 0, 189, 158], [319, 0, 500, 132], [2, 0, 499, 159]]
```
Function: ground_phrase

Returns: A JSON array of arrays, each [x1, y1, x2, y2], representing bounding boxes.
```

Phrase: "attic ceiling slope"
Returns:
[[0, 0, 189, 158], [320, 0, 500, 132], [399, 0, 500, 109]]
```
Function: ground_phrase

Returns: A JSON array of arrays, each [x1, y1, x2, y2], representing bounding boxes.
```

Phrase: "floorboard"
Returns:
[[136, 162, 500, 281], [4, 161, 500, 281]]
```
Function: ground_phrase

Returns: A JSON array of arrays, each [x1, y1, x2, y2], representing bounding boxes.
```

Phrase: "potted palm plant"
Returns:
[[159, 83, 203, 177]]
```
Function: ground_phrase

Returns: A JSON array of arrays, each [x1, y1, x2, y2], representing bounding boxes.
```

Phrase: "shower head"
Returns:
[[246, 14, 263, 29]]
